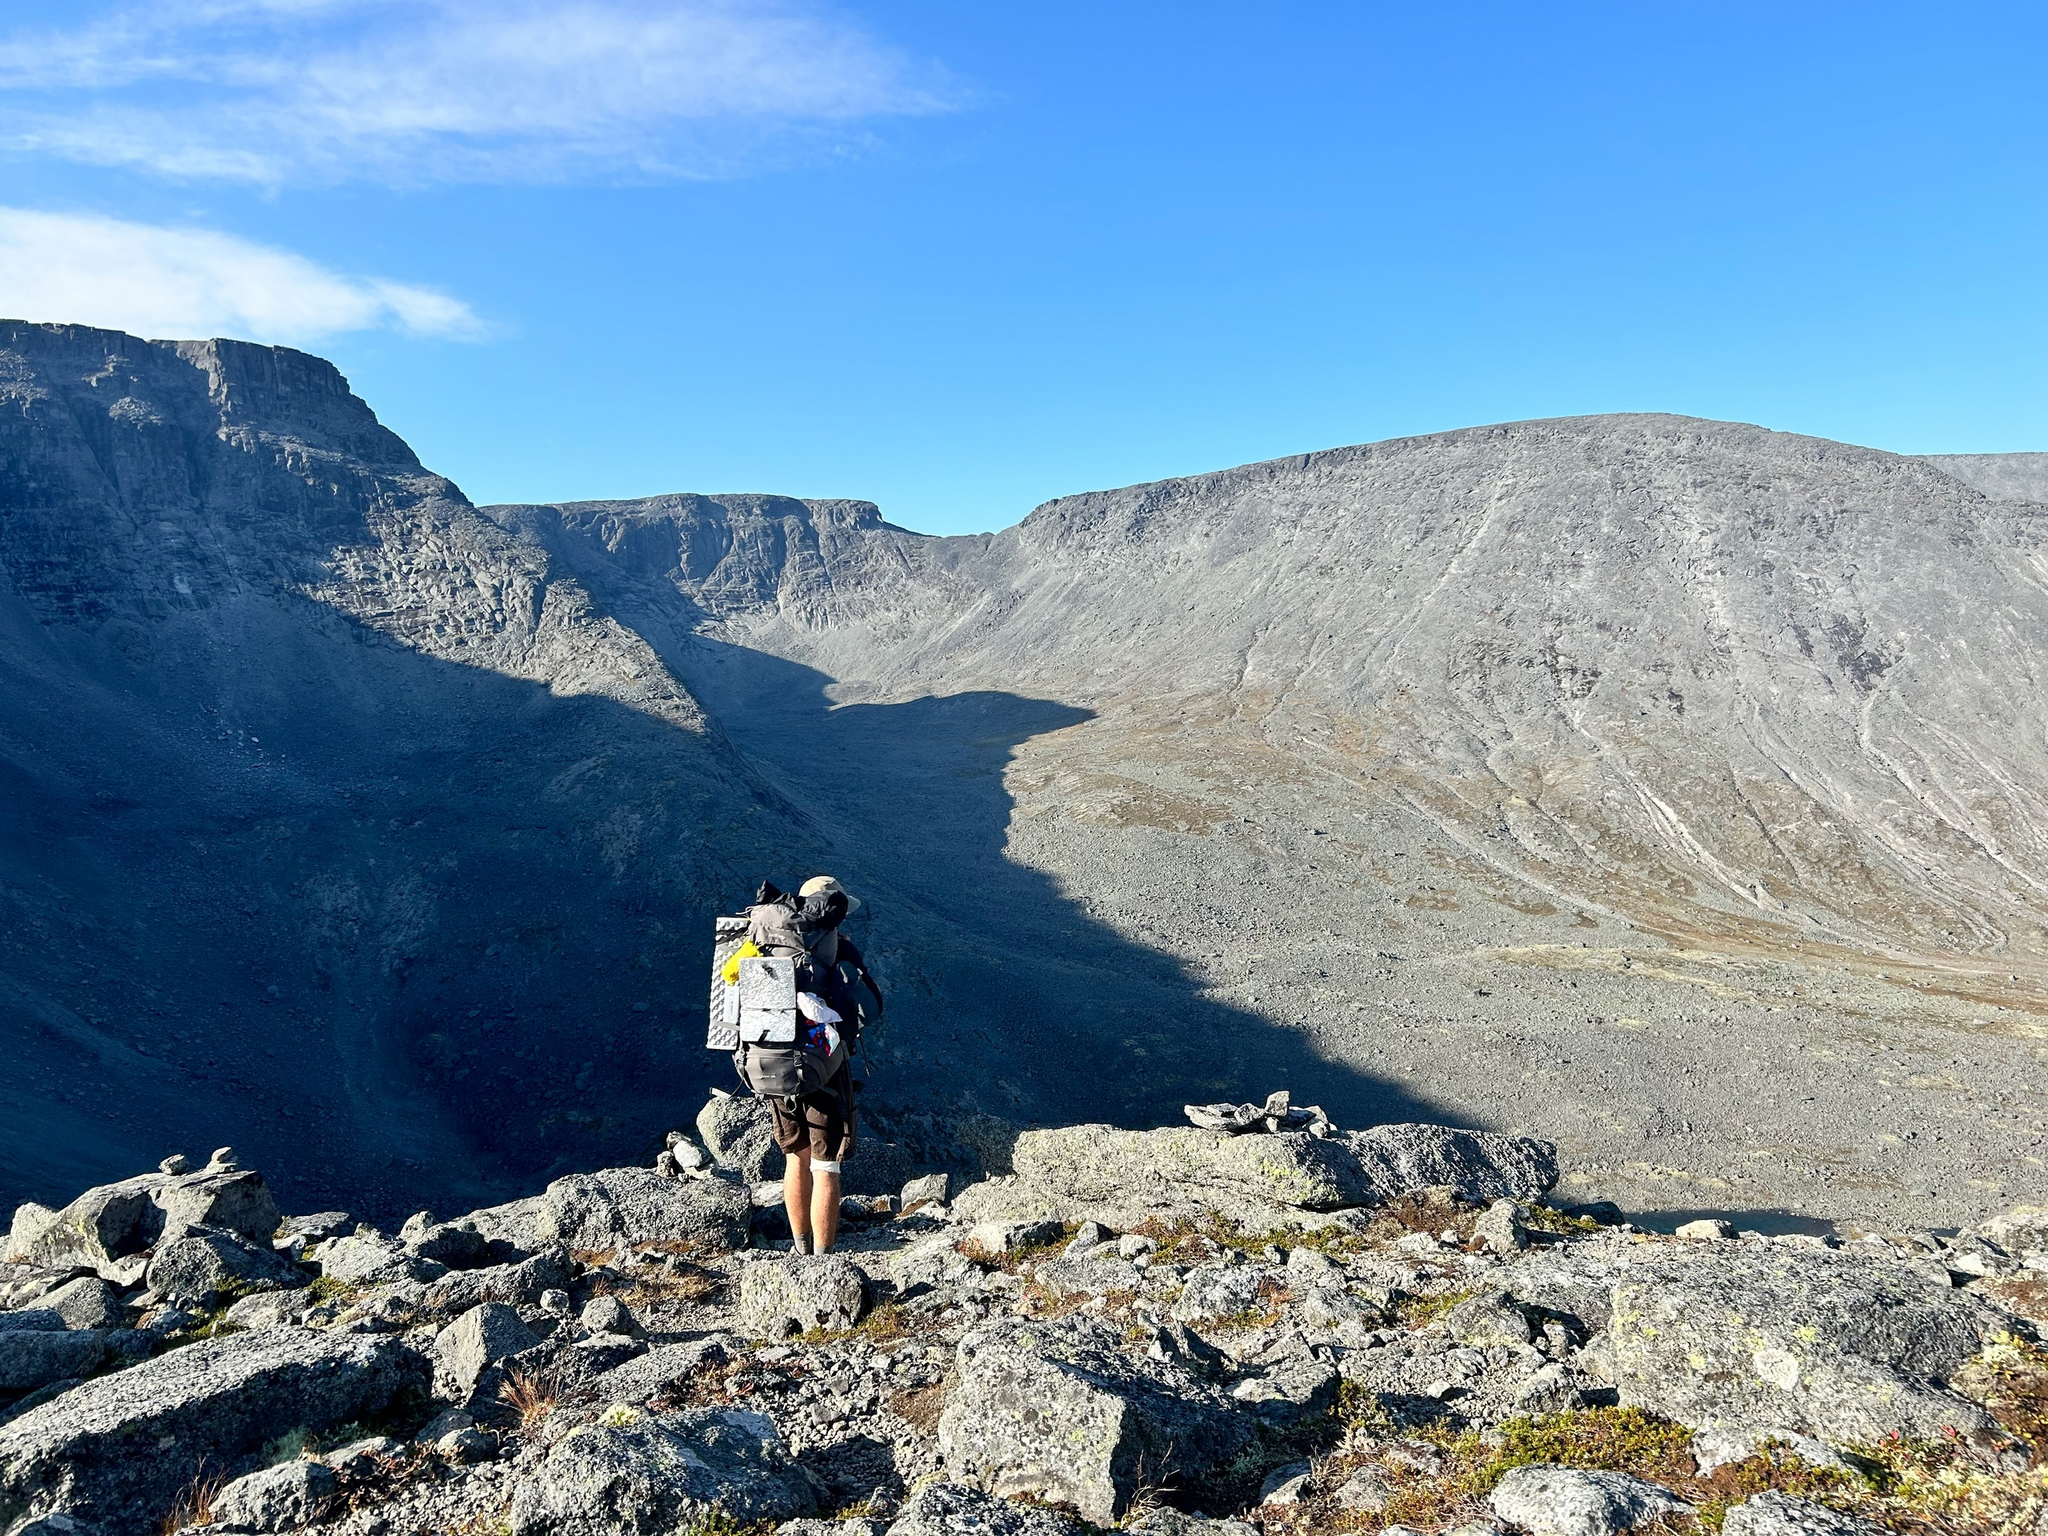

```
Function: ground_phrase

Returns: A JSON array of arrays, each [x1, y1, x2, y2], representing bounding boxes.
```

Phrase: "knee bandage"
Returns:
[[811, 1158, 841, 1173]]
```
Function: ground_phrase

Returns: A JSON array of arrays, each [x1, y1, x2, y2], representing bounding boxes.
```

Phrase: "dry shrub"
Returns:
[[158, 1461, 229, 1534], [497, 1364, 562, 1440]]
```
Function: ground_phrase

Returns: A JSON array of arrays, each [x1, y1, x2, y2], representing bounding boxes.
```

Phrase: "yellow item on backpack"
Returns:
[[721, 939, 763, 986]]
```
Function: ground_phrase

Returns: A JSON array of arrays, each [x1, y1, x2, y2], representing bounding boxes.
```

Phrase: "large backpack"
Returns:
[[709, 902, 847, 1098]]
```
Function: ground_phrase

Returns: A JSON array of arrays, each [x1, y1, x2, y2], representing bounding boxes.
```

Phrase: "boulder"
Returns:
[[937, 1313, 1259, 1523], [144, 1228, 301, 1310], [272, 1212, 352, 1254], [1011, 1124, 1376, 1223], [420, 1248, 573, 1319], [534, 1169, 751, 1254], [1444, 1290, 1536, 1349], [0, 1328, 428, 1527], [1720, 1492, 1884, 1535], [738, 1255, 869, 1339], [965, 1219, 1066, 1256], [0, 1329, 106, 1393], [579, 1296, 642, 1338], [886, 1483, 1082, 1536], [5, 1515, 99, 1536], [1170, 1264, 1266, 1323], [1978, 1205, 2048, 1254], [901, 1174, 953, 1210], [592, 1337, 737, 1406], [2, 1208, 59, 1266], [1489, 1466, 1692, 1536], [222, 1289, 315, 1331], [1475, 1199, 1529, 1255], [309, 1228, 446, 1288], [699, 1095, 781, 1183], [37, 1279, 122, 1333], [431, 1303, 538, 1401], [1341, 1124, 1559, 1205], [1607, 1247, 2007, 1444], [209, 1459, 337, 1532], [507, 1405, 819, 1534], [459, 1195, 546, 1253], [404, 1220, 497, 1270], [19, 1166, 283, 1281]]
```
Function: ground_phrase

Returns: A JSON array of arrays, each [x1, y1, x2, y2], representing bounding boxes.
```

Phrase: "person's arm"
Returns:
[[837, 935, 885, 1014]]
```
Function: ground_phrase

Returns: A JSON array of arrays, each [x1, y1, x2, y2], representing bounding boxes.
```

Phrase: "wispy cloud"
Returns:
[[0, 207, 483, 341], [0, 0, 954, 186]]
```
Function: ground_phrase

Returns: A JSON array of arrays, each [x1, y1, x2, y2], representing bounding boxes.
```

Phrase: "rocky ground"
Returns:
[[5, 1095, 2047, 1536]]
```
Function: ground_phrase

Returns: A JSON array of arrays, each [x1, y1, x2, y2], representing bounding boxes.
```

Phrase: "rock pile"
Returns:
[[1, 1099, 2043, 1535]]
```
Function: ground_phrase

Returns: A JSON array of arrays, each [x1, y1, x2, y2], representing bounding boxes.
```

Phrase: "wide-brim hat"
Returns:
[[800, 875, 863, 913]]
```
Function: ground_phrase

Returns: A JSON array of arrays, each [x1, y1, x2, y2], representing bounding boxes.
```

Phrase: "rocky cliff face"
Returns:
[[0, 324, 799, 1220]]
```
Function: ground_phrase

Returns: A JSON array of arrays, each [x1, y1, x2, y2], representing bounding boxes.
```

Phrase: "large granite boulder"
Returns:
[[887, 1484, 1083, 1536], [1608, 1245, 2007, 1445], [1490, 1465, 1692, 1536], [534, 1169, 750, 1254], [307, 1227, 447, 1288], [419, 1248, 574, 1320], [431, 1303, 539, 1401], [1342, 1123, 1558, 1204], [698, 1094, 780, 1183], [0, 1328, 428, 1527], [0, 1329, 107, 1393], [144, 1227, 303, 1310], [737, 1255, 869, 1339], [937, 1314, 1258, 1522], [961, 1120, 1558, 1234], [13, 1161, 281, 1279], [506, 1405, 819, 1535], [209, 1460, 337, 1533]]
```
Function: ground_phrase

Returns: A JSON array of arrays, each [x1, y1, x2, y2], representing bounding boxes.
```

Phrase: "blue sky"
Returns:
[[1, 2, 2044, 534]]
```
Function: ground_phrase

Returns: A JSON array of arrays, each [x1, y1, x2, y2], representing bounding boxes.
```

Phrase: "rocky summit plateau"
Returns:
[[3, 1099, 2047, 1535]]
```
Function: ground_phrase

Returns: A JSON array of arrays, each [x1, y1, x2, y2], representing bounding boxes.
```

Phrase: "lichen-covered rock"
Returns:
[[937, 1313, 1258, 1523], [431, 1302, 537, 1400], [37, 1278, 123, 1332], [1170, 1263, 1266, 1323], [698, 1095, 781, 1183], [1720, 1491, 1884, 1535], [506, 1405, 819, 1535], [1490, 1465, 1692, 1536], [886, 1483, 1082, 1536], [1342, 1124, 1558, 1205], [308, 1228, 446, 1288], [19, 1166, 282, 1279], [210, 1459, 337, 1532], [0, 1328, 106, 1392], [0, 1328, 428, 1527], [738, 1255, 869, 1339], [144, 1227, 301, 1310], [1011, 1124, 1376, 1221], [534, 1169, 750, 1253], [419, 1247, 573, 1319], [1607, 1246, 2005, 1445], [221, 1289, 315, 1331]]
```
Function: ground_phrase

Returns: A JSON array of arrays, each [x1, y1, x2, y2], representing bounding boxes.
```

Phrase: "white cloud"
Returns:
[[0, 0, 953, 186], [0, 207, 484, 342]]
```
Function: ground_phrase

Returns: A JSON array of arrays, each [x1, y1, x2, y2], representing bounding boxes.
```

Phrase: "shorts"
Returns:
[[768, 1068, 857, 1164]]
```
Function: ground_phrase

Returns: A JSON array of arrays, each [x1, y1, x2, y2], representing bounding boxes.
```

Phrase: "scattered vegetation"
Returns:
[[306, 1275, 359, 1306], [158, 1460, 229, 1535], [888, 1382, 947, 1433], [673, 1504, 776, 1536], [799, 1300, 923, 1345], [496, 1365, 563, 1441], [1386, 1287, 1476, 1332], [959, 1222, 1079, 1272]]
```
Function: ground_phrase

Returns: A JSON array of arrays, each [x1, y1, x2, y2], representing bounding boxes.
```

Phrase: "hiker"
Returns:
[[736, 875, 884, 1255]]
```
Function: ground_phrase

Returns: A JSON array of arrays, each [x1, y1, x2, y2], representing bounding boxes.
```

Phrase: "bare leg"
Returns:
[[812, 1167, 842, 1253], [783, 1150, 813, 1252]]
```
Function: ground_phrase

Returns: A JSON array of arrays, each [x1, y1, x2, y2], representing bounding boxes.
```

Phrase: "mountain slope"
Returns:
[[500, 416, 2048, 1227], [0, 324, 800, 1218]]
